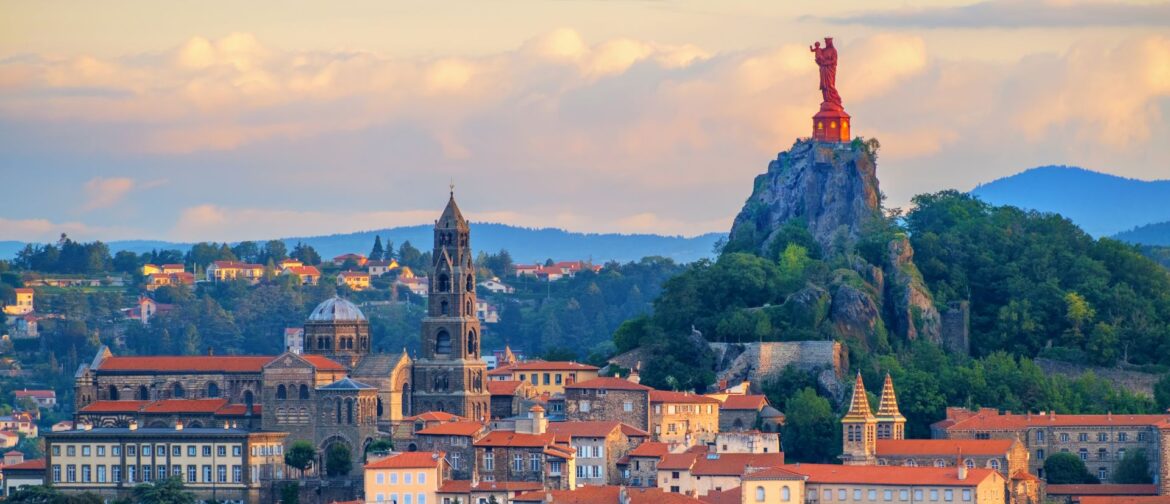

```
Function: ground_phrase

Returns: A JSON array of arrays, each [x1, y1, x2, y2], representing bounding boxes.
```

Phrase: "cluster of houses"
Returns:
[[513, 261, 602, 282]]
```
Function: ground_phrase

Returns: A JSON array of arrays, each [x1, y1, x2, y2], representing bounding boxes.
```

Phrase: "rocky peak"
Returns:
[[727, 139, 881, 256]]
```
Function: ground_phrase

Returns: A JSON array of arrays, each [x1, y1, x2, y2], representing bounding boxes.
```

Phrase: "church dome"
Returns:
[[308, 296, 367, 322]]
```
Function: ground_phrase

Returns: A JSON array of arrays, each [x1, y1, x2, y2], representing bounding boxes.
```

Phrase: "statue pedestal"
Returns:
[[813, 107, 851, 142]]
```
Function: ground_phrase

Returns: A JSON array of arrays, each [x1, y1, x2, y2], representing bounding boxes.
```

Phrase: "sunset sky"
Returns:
[[2, 0, 1168, 243]]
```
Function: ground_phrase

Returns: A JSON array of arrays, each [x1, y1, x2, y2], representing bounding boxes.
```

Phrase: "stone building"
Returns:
[[487, 380, 530, 419], [656, 449, 784, 496], [710, 431, 780, 454], [76, 398, 261, 430], [712, 394, 785, 434], [303, 297, 371, 370], [546, 421, 649, 486], [622, 441, 670, 488], [414, 421, 485, 480], [565, 377, 652, 431], [472, 406, 575, 489], [741, 464, 1007, 504], [412, 190, 492, 420], [934, 407, 1169, 483], [649, 390, 720, 447], [487, 361, 600, 396]]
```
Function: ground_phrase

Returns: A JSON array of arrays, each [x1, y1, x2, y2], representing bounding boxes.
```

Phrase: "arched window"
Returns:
[[108, 385, 119, 400], [299, 384, 310, 400], [336, 400, 342, 424], [436, 330, 452, 355], [781, 486, 791, 502], [935, 459, 946, 468], [402, 383, 411, 417], [172, 383, 185, 398], [467, 329, 477, 356], [277, 385, 287, 400], [377, 398, 384, 417], [346, 399, 354, 424], [466, 299, 473, 315], [466, 275, 474, 291], [964, 459, 975, 469], [438, 274, 450, 293], [137, 385, 149, 400], [755, 486, 765, 502], [441, 300, 449, 316], [244, 390, 254, 410], [990, 459, 1001, 471]]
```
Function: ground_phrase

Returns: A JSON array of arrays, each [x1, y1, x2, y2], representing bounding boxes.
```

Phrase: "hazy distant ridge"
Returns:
[[970, 166, 1170, 237], [0, 223, 724, 264]]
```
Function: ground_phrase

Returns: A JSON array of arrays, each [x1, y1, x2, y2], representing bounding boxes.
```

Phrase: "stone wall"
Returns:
[[941, 301, 970, 355], [565, 389, 649, 431], [711, 341, 846, 391]]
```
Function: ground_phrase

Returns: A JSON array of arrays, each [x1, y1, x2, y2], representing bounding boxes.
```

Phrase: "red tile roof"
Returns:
[[546, 421, 648, 441], [945, 411, 1170, 431], [513, 487, 705, 504], [487, 380, 524, 395], [487, 361, 599, 375], [437, 480, 472, 493], [13, 390, 55, 399], [1045, 484, 1159, 496], [650, 390, 721, 404], [473, 431, 559, 448], [211, 261, 263, 269], [717, 395, 768, 410], [141, 398, 229, 414], [214, 404, 261, 416], [285, 266, 321, 275], [415, 422, 484, 437], [628, 441, 671, 458], [436, 480, 545, 493], [300, 355, 347, 371], [365, 451, 445, 469], [339, 271, 370, 279], [1079, 498, 1167, 504], [756, 463, 998, 486], [2, 459, 46, 471], [566, 377, 652, 391], [406, 411, 463, 422], [875, 439, 1014, 457], [658, 452, 700, 470], [699, 486, 741, 504], [78, 400, 150, 413], [691, 453, 784, 476]]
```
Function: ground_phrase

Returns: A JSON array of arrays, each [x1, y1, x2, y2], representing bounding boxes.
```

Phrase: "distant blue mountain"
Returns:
[[1115, 221, 1170, 247], [0, 223, 724, 264], [970, 166, 1170, 238]]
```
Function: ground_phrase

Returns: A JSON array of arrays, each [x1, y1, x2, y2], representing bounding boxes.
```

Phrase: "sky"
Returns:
[[1, 0, 1169, 243]]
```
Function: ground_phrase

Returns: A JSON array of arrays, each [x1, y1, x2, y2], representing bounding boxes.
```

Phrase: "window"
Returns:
[[128, 465, 137, 483], [990, 459, 1001, 471], [900, 490, 909, 501], [66, 465, 77, 483], [113, 466, 121, 483], [624, 401, 633, 412], [868, 489, 877, 500], [405, 472, 413, 484], [944, 489, 953, 502], [113, 446, 121, 456], [418, 472, 426, 484], [757, 486, 770, 501], [1119, 432, 1129, 442], [1098, 448, 1108, 460], [188, 466, 196, 482], [233, 465, 242, 483], [1037, 449, 1045, 460], [390, 473, 399, 484], [82, 465, 92, 482], [840, 489, 847, 501], [1036, 430, 1045, 442], [1060, 433, 1070, 443], [1078, 433, 1089, 442], [1098, 432, 1108, 442], [188, 446, 196, 457], [376, 473, 384, 484], [217, 446, 226, 457], [934, 459, 946, 468], [1138, 432, 1148, 442], [580, 401, 591, 413], [82, 446, 91, 456], [143, 445, 153, 456], [513, 454, 523, 472], [962, 489, 972, 501], [233, 445, 242, 456], [141, 465, 151, 482], [52, 465, 61, 483], [823, 489, 831, 501], [53, 446, 61, 456], [419, 495, 426, 504], [217, 465, 227, 483], [883, 489, 892, 501], [158, 465, 167, 480], [555, 374, 563, 385], [203, 465, 212, 483], [543, 373, 551, 385], [672, 471, 680, 479], [203, 446, 212, 456], [172, 446, 181, 457], [530, 453, 541, 472], [1099, 467, 1108, 480], [670, 486, 680, 493], [67, 446, 76, 456], [914, 489, 924, 501], [781, 486, 791, 501], [1119, 448, 1127, 460], [1079, 449, 1088, 461], [930, 490, 939, 501], [854, 490, 862, 500], [405, 494, 413, 504], [97, 465, 107, 483]]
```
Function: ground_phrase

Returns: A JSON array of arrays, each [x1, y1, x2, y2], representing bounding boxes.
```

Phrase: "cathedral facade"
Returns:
[[72, 191, 491, 464]]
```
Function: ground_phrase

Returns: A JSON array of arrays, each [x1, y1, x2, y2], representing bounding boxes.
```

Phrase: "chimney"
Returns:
[[223, 421, 231, 430], [175, 420, 184, 431], [957, 464, 967, 481], [529, 405, 547, 435], [128, 420, 138, 431], [628, 362, 642, 384]]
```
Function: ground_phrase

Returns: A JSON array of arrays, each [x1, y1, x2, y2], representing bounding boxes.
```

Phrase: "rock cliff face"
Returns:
[[727, 139, 881, 255], [727, 139, 942, 348]]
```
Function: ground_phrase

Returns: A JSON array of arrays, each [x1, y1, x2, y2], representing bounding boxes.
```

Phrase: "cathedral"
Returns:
[[72, 191, 491, 463]]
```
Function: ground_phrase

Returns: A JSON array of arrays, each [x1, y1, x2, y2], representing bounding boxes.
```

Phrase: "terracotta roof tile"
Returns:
[[1045, 484, 1159, 496], [141, 398, 228, 414], [875, 439, 1014, 457], [658, 452, 700, 470], [487, 380, 524, 395], [100, 356, 273, 373], [513, 486, 704, 504], [546, 421, 631, 441], [300, 355, 347, 371], [691, 453, 784, 476], [14, 390, 55, 399], [2, 459, 46, 471], [946, 411, 1170, 431], [565, 377, 652, 391], [406, 411, 463, 422], [487, 361, 599, 375], [365, 451, 444, 469], [437, 480, 472, 493], [650, 390, 721, 404], [214, 404, 261, 416], [718, 394, 768, 410], [1078, 498, 1168, 504], [78, 400, 150, 413], [699, 486, 741, 504], [473, 431, 558, 448], [628, 441, 671, 458]]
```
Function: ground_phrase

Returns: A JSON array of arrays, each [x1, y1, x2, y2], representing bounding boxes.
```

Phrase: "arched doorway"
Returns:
[[206, 382, 220, 398], [172, 383, 185, 398], [136, 385, 149, 400], [108, 385, 119, 400]]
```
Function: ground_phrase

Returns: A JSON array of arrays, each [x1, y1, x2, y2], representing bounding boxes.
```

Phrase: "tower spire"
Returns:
[[840, 372, 877, 465], [844, 372, 874, 420], [875, 372, 907, 440]]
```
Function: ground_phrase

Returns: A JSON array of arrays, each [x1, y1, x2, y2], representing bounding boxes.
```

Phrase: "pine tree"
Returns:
[[370, 236, 385, 261]]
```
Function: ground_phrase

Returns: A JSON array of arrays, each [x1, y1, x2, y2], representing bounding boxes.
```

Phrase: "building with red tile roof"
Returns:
[[412, 421, 485, 479], [13, 389, 56, 408], [437, 480, 545, 504], [546, 421, 650, 486], [872, 438, 1029, 480], [1, 458, 46, 496], [657, 450, 784, 496], [281, 265, 321, 285], [488, 360, 601, 396], [565, 377, 653, 432], [363, 451, 448, 504], [742, 464, 1007, 504], [365, 451, 445, 469], [513, 486, 704, 504], [650, 390, 720, 446]]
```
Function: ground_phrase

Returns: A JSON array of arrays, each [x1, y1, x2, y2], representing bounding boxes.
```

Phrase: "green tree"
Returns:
[[285, 441, 316, 477], [1044, 452, 1099, 484], [290, 242, 321, 265], [325, 444, 353, 477], [365, 439, 394, 460], [782, 388, 840, 463], [1063, 292, 1095, 347], [231, 241, 260, 263], [398, 241, 423, 270], [1155, 373, 1170, 411], [131, 477, 197, 504], [370, 236, 385, 261], [261, 240, 288, 264], [6, 485, 62, 504], [1114, 448, 1153, 484]]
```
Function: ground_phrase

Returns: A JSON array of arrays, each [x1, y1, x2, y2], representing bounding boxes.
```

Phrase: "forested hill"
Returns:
[[0, 223, 724, 264], [1115, 221, 1170, 246], [970, 166, 1170, 238]]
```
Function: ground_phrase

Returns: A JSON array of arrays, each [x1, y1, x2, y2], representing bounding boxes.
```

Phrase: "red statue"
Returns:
[[810, 38, 842, 109], [810, 37, 850, 142]]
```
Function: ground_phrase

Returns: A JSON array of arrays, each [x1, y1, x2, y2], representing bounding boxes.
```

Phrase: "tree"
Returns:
[[1156, 373, 1170, 411], [782, 388, 839, 463], [285, 441, 316, 477], [1063, 292, 1095, 347], [1044, 452, 1099, 484], [232, 241, 260, 263], [6, 485, 62, 503], [261, 240, 288, 264], [112, 250, 141, 273], [365, 439, 394, 460], [290, 242, 321, 265], [1114, 448, 1153, 484], [399, 241, 423, 270], [370, 236, 385, 261], [325, 444, 353, 477], [131, 477, 197, 504]]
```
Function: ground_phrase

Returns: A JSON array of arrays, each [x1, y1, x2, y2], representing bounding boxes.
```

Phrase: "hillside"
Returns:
[[0, 224, 724, 264], [1115, 221, 1170, 246], [970, 166, 1170, 238]]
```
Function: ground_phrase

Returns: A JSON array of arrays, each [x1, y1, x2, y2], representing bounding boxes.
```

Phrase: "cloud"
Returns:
[[82, 177, 135, 210], [816, 0, 1170, 28]]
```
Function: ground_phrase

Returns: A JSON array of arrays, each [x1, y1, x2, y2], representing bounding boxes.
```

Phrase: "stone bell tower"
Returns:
[[411, 188, 491, 421]]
